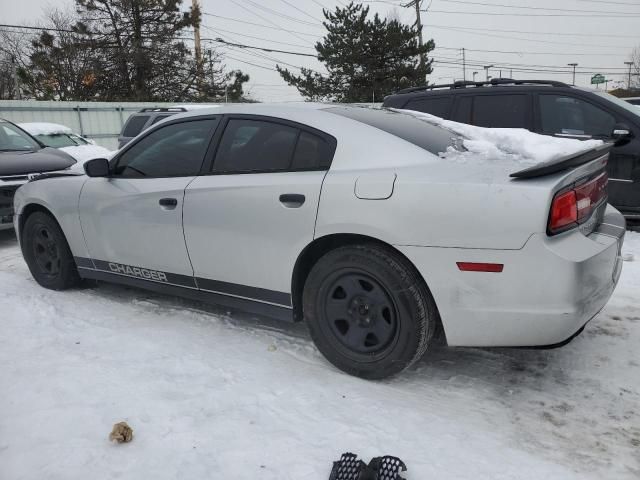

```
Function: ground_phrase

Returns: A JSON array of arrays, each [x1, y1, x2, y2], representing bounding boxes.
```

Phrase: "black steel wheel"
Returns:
[[22, 211, 81, 290], [303, 244, 438, 379], [323, 272, 399, 356]]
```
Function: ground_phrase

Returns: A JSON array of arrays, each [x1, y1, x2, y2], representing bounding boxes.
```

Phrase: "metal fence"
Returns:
[[0, 100, 181, 150]]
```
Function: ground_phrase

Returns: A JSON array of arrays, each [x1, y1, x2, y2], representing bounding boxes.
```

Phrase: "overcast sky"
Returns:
[[4, 0, 639, 101]]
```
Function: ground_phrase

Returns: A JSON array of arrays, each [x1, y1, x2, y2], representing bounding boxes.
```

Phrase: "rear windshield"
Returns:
[[122, 115, 150, 137], [324, 106, 462, 155]]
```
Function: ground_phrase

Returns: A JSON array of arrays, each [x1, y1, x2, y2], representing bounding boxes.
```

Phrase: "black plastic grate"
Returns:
[[370, 456, 407, 480], [329, 453, 365, 480]]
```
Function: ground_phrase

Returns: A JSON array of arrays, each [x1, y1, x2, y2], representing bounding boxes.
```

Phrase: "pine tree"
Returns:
[[277, 2, 434, 102]]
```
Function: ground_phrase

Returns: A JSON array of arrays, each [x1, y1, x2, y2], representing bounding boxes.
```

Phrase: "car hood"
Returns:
[[59, 144, 113, 167], [0, 147, 76, 176]]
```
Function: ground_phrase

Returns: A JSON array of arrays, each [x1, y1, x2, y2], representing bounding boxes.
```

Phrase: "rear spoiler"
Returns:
[[510, 143, 612, 179]]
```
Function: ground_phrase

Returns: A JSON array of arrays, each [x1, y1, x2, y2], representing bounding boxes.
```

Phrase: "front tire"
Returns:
[[22, 211, 81, 290], [303, 244, 437, 379]]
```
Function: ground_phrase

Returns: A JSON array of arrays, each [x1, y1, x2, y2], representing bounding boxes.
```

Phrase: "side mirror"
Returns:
[[84, 158, 110, 177], [612, 123, 632, 145]]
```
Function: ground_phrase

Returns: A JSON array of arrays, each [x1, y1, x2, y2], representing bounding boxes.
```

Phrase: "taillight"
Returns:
[[548, 172, 607, 235]]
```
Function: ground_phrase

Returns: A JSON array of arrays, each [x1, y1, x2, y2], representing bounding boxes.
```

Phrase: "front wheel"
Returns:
[[303, 244, 438, 379], [22, 211, 81, 290]]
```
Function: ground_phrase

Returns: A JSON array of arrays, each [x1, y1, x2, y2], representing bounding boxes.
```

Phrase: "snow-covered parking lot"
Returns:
[[1, 228, 639, 480]]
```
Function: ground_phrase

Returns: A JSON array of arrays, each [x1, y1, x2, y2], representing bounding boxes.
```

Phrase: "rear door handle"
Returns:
[[279, 193, 305, 208], [159, 197, 178, 209]]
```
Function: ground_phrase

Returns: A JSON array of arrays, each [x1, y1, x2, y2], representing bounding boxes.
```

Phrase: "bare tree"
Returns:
[[630, 46, 640, 89]]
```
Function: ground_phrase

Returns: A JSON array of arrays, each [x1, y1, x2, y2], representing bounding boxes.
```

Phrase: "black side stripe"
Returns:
[[196, 277, 291, 307], [74, 257, 292, 307]]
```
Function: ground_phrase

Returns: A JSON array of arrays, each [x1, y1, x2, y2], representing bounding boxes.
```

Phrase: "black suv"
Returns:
[[383, 79, 640, 220]]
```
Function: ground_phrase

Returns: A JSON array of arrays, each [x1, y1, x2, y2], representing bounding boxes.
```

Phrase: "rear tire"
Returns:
[[303, 244, 437, 379], [22, 212, 81, 290]]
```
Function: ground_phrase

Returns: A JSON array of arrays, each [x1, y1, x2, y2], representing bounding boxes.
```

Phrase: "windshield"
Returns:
[[593, 91, 640, 119], [36, 133, 88, 148], [0, 122, 41, 152]]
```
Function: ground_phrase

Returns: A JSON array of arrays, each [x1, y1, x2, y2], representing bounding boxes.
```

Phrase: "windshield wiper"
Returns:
[[0, 148, 33, 152]]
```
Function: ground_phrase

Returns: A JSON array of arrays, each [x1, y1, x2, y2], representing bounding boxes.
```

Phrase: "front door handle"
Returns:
[[279, 193, 305, 208], [159, 197, 178, 209]]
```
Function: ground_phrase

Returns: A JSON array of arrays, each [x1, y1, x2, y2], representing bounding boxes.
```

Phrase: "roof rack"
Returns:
[[138, 107, 188, 113], [395, 78, 570, 94]]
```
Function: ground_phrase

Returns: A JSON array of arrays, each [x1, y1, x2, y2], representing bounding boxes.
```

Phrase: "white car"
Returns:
[[12, 104, 625, 379], [19, 123, 112, 170]]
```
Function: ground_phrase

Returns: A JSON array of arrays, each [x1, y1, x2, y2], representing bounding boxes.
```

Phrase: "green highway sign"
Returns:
[[591, 74, 606, 85]]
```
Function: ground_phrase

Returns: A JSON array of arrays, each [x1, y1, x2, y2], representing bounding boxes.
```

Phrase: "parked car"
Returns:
[[118, 105, 221, 148], [0, 119, 76, 231], [13, 105, 624, 379], [19, 122, 112, 171], [383, 79, 640, 221]]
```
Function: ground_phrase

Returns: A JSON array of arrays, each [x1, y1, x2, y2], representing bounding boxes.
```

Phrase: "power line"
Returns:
[[202, 24, 315, 50], [439, 0, 640, 14], [278, 0, 323, 22], [427, 24, 627, 49], [240, 0, 320, 27], [424, 9, 640, 18], [202, 12, 320, 38], [209, 37, 317, 57], [225, 0, 317, 46], [424, 23, 639, 40]]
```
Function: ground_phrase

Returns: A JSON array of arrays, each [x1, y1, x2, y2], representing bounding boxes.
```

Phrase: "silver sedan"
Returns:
[[12, 104, 625, 379]]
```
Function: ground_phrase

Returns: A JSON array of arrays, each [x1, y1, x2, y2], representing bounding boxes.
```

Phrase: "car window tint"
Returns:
[[472, 95, 529, 128], [404, 96, 452, 119], [452, 96, 472, 123], [291, 131, 333, 169], [539, 95, 616, 138], [151, 114, 173, 125], [325, 106, 462, 156], [0, 123, 40, 151], [122, 115, 150, 137], [114, 119, 217, 178], [213, 119, 298, 173]]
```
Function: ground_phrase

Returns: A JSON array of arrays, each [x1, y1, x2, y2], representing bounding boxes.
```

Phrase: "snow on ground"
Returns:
[[0, 229, 638, 480], [394, 108, 604, 167]]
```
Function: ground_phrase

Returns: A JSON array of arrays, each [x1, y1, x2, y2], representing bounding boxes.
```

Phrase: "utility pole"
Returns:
[[193, 0, 204, 96], [402, 1, 425, 81], [625, 61, 634, 90], [462, 48, 466, 81], [472, 71, 478, 82], [567, 63, 578, 86], [484, 65, 493, 81]]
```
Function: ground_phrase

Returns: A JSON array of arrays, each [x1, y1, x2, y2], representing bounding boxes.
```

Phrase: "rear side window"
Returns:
[[291, 131, 333, 169], [472, 94, 529, 128], [213, 119, 298, 173], [114, 119, 217, 177], [122, 115, 150, 137], [539, 95, 616, 138], [404, 96, 452, 119], [452, 96, 472, 123]]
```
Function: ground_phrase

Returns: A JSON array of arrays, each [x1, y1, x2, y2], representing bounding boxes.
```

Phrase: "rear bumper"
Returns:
[[397, 205, 625, 347]]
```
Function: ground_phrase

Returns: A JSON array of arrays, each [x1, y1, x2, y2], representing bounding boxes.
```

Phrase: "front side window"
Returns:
[[539, 95, 616, 138], [113, 119, 217, 178], [0, 123, 40, 151], [213, 119, 298, 173], [472, 94, 529, 128]]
